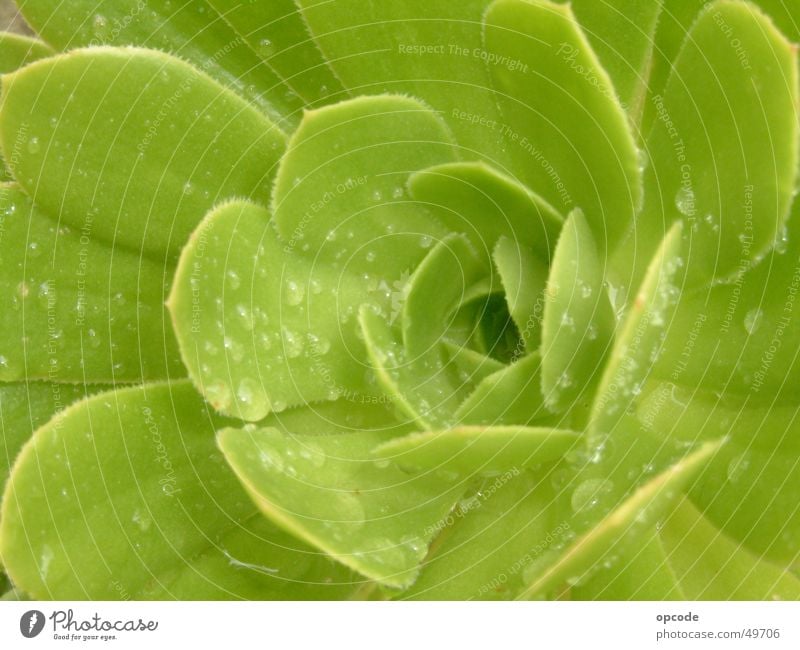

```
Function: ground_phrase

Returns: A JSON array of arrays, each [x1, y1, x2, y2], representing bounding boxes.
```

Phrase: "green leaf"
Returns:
[[0, 47, 285, 262], [407, 162, 564, 262], [271, 94, 458, 277], [404, 471, 565, 600], [492, 237, 549, 353], [0, 381, 360, 599], [651, 203, 800, 404], [16, 0, 302, 128], [207, 0, 346, 107], [689, 441, 800, 565], [660, 497, 800, 600], [0, 185, 183, 382], [590, 223, 684, 435], [520, 440, 721, 598], [0, 33, 53, 73], [628, 0, 799, 285], [442, 340, 505, 386], [541, 210, 615, 411], [218, 425, 467, 588], [569, 529, 685, 600], [563, 0, 663, 124], [360, 306, 465, 428], [295, 0, 510, 167], [403, 234, 488, 359], [374, 426, 579, 476], [455, 353, 550, 426], [0, 382, 108, 509], [0, 33, 53, 181], [484, 0, 642, 250], [169, 199, 381, 420]]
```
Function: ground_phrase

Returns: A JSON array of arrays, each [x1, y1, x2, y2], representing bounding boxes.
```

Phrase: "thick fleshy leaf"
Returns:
[[404, 471, 564, 600], [493, 237, 549, 353], [484, 0, 642, 250], [629, 1, 799, 285], [455, 353, 550, 426], [207, 0, 346, 107], [170, 200, 381, 421], [0, 32, 53, 73], [408, 162, 563, 262], [0, 33, 53, 181], [569, 529, 684, 600], [16, 0, 302, 128], [661, 497, 800, 600], [374, 426, 579, 476], [442, 340, 505, 387], [541, 211, 615, 411], [0, 47, 285, 262], [520, 440, 720, 598], [360, 306, 465, 429], [0, 382, 360, 599], [590, 223, 684, 435], [295, 0, 510, 168], [403, 234, 488, 359], [0, 185, 183, 382], [271, 94, 458, 277], [651, 204, 800, 404], [1, 382, 106, 499], [219, 426, 467, 588], [637, 382, 800, 452], [564, 0, 663, 124], [689, 441, 800, 565]]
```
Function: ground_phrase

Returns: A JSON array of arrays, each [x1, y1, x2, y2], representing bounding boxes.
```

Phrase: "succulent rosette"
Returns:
[[0, 0, 799, 600]]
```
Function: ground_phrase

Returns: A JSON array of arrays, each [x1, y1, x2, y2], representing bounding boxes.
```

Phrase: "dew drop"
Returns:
[[27, 136, 41, 154], [284, 280, 305, 306], [675, 186, 696, 217], [743, 308, 763, 336]]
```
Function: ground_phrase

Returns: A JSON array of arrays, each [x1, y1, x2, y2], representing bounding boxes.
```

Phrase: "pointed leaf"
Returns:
[[403, 234, 488, 359], [295, 0, 510, 166], [484, 0, 642, 250], [207, 0, 346, 107], [661, 497, 800, 600], [405, 471, 564, 600], [219, 426, 467, 588]]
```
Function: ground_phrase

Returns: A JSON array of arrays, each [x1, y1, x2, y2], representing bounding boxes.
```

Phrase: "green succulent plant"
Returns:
[[0, 0, 799, 601]]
